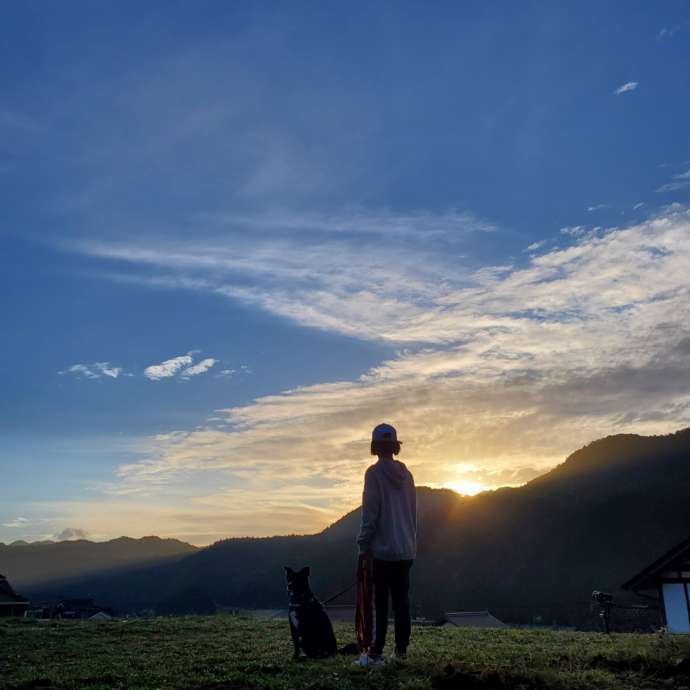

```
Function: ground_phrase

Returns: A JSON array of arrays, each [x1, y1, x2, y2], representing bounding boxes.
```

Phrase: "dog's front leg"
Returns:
[[289, 610, 301, 658]]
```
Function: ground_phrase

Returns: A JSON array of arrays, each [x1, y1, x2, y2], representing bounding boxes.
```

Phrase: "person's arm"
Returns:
[[408, 470, 419, 536], [356, 469, 380, 556], [411, 471, 418, 534]]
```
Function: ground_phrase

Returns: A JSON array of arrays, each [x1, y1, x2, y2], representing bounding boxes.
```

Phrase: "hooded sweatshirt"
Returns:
[[356, 457, 417, 561]]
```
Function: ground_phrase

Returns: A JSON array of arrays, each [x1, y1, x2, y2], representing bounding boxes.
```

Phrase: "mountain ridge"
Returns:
[[14, 428, 690, 626], [1, 535, 195, 548], [1, 535, 198, 588]]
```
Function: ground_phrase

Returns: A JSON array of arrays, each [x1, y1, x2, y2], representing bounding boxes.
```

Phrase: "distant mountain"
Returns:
[[1, 536, 197, 589], [24, 429, 690, 626]]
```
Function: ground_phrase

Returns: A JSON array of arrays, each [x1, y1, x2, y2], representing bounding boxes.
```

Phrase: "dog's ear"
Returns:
[[300, 566, 311, 577], [284, 566, 294, 575]]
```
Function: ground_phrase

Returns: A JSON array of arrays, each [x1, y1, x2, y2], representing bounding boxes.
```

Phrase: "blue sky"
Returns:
[[2, 2, 690, 544]]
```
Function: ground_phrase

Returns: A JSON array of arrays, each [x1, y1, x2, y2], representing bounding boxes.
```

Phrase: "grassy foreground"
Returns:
[[2, 616, 690, 690]]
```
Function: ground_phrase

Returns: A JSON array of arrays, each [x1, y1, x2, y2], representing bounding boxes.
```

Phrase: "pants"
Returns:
[[371, 559, 413, 655]]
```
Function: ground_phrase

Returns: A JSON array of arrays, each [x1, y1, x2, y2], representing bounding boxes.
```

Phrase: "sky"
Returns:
[[2, 1, 690, 545]]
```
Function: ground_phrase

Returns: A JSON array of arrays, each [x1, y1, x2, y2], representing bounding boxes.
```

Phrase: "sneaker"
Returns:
[[353, 653, 387, 667], [392, 648, 407, 663]]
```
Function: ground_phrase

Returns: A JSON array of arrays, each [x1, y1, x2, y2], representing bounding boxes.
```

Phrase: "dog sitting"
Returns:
[[284, 566, 338, 659]]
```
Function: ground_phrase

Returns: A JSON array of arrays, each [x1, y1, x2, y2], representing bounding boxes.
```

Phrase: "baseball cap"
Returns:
[[371, 423, 399, 443]]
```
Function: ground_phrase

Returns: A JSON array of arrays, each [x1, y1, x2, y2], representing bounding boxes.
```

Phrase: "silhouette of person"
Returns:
[[356, 423, 417, 663]]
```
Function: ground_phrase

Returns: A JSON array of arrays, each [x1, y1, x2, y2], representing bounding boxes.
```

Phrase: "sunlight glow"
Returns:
[[443, 479, 487, 496]]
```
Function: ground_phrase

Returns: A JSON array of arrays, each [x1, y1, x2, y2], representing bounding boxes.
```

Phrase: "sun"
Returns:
[[443, 479, 487, 496]]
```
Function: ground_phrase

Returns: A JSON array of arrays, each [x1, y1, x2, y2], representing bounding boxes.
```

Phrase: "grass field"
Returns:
[[2, 616, 690, 690]]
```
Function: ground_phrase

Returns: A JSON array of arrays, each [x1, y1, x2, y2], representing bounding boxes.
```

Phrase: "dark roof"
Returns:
[[0, 574, 28, 604], [445, 611, 506, 628], [622, 536, 690, 591]]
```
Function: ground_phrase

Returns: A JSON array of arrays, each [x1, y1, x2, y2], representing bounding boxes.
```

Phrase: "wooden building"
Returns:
[[622, 536, 690, 634], [53, 598, 114, 620], [0, 574, 29, 617]]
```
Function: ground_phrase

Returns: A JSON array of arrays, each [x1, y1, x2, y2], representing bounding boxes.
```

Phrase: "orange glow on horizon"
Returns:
[[442, 479, 487, 496]]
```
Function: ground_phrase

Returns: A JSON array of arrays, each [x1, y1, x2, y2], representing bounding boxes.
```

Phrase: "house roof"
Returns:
[[445, 610, 506, 628], [0, 574, 28, 604], [622, 536, 690, 591]]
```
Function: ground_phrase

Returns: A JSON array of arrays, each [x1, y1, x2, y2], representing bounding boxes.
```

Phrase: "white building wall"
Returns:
[[662, 583, 690, 634]]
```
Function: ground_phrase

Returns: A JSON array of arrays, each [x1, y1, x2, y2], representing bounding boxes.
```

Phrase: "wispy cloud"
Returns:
[[587, 204, 608, 212], [657, 170, 690, 193], [202, 208, 496, 239], [181, 358, 218, 379], [94, 207, 690, 537], [633, 202, 645, 210], [17, 31, 688, 540], [144, 353, 219, 380], [559, 225, 587, 237], [57, 357, 221, 381], [2, 517, 29, 528], [613, 81, 638, 95], [657, 26, 680, 40], [69, 207, 494, 344], [144, 354, 194, 380], [59, 362, 123, 379], [446, 464, 545, 490], [54, 527, 89, 541]]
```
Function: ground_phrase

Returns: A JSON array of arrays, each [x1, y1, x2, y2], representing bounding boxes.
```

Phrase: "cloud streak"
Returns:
[[58, 356, 221, 381], [613, 81, 638, 95], [657, 170, 690, 193], [144, 353, 219, 381], [6, 6, 690, 545], [202, 208, 496, 239], [59, 362, 123, 379], [181, 358, 218, 379], [54, 527, 89, 541], [69, 207, 497, 344], [144, 355, 194, 380], [2, 517, 29, 528], [87, 206, 690, 538], [657, 26, 680, 40]]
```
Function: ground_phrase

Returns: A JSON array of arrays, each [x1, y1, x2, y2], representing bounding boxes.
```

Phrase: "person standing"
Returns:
[[356, 423, 417, 665]]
